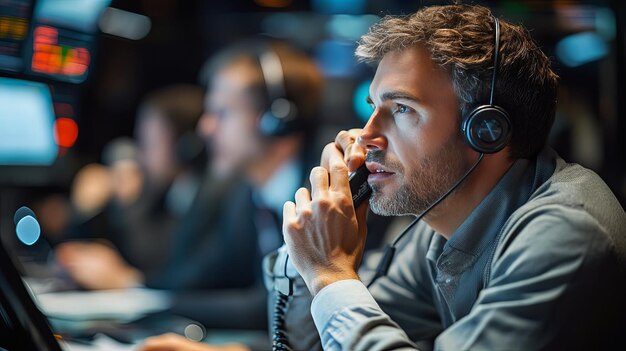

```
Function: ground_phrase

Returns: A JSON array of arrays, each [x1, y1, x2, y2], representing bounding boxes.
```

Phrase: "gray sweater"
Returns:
[[268, 148, 626, 350]]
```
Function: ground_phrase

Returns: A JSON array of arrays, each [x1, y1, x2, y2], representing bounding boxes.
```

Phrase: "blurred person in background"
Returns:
[[103, 137, 145, 207], [55, 41, 328, 335], [64, 139, 142, 242], [156, 40, 395, 336], [144, 40, 334, 333], [56, 40, 392, 347], [56, 84, 206, 290]]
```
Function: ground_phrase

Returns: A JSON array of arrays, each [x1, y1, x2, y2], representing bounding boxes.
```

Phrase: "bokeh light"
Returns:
[[556, 32, 608, 67], [16, 215, 41, 246], [353, 79, 372, 124], [54, 117, 79, 148]]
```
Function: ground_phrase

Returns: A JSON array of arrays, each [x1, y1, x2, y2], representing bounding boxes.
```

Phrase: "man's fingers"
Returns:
[[310, 166, 329, 198], [282, 201, 296, 237], [335, 130, 356, 150], [345, 149, 366, 173], [294, 187, 312, 214], [335, 129, 362, 151], [283, 201, 296, 220], [320, 142, 340, 170], [327, 147, 350, 193], [335, 129, 366, 172]]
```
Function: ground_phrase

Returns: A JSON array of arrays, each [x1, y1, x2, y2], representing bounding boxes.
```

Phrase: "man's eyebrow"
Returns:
[[380, 91, 421, 103], [366, 91, 422, 106], [366, 91, 422, 105]]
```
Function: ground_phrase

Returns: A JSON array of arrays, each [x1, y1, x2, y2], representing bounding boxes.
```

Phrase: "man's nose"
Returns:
[[357, 110, 387, 151]]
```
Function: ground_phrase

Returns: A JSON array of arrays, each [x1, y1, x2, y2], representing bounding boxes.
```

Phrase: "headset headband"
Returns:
[[258, 49, 287, 103], [489, 16, 500, 106]]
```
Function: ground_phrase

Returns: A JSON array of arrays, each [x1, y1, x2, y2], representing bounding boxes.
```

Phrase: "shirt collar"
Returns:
[[436, 147, 557, 262], [253, 157, 302, 215]]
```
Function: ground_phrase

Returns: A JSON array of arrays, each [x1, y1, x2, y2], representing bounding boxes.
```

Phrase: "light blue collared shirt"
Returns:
[[254, 157, 302, 216], [253, 158, 302, 256]]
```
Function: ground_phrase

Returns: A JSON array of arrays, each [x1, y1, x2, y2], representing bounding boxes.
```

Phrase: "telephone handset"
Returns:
[[349, 164, 372, 208], [274, 164, 371, 294]]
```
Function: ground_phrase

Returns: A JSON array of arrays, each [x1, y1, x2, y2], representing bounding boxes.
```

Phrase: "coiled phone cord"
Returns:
[[272, 290, 293, 351], [273, 250, 293, 351]]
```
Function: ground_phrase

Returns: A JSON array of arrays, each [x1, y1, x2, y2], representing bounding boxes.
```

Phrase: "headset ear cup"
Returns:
[[463, 105, 511, 153], [259, 110, 280, 136], [255, 45, 301, 138], [462, 16, 512, 154], [258, 98, 299, 137]]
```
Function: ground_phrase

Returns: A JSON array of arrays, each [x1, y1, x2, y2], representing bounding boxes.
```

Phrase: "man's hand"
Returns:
[[55, 241, 144, 290], [283, 129, 368, 296], [139, 333, 249, 351]]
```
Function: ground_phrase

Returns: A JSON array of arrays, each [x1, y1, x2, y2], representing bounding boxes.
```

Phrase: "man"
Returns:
[[141, 4, 626, 351], [279, 4, 626, 350]]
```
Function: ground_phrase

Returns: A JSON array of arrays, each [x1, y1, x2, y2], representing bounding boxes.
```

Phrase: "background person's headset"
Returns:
[[255, 45, 301, 137]]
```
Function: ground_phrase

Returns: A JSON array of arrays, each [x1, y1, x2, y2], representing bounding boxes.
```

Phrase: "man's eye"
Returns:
[[395, 104, 411, 114]]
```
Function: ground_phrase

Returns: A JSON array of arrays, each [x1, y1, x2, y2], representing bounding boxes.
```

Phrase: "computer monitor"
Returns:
[[0, 239, 63, 351], [0, 77, 57, 166]]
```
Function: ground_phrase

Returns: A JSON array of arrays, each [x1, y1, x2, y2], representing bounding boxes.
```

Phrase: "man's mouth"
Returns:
[[366, 162, 395, 183]]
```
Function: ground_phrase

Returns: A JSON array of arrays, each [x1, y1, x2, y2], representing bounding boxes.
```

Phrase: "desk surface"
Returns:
[[35, 288, 171, 322], [25, 277, 269, 349]]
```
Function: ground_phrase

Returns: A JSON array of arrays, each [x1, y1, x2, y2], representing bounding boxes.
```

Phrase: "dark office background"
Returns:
[[1, 0, 625, 205]]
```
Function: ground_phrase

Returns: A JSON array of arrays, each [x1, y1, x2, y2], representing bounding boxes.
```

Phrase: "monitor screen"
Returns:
[[33, 0, 110, 33], [0, 77, 57, 166], [0, 0, 110, 82], [0, 0, 34, 73]]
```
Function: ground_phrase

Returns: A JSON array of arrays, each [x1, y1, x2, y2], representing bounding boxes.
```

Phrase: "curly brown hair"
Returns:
[[356, 4, 559, 159]]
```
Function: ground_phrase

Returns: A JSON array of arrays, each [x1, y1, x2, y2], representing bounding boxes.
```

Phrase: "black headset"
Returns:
[[461, 17, 512, 154], [256, 47, 300, 137]]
